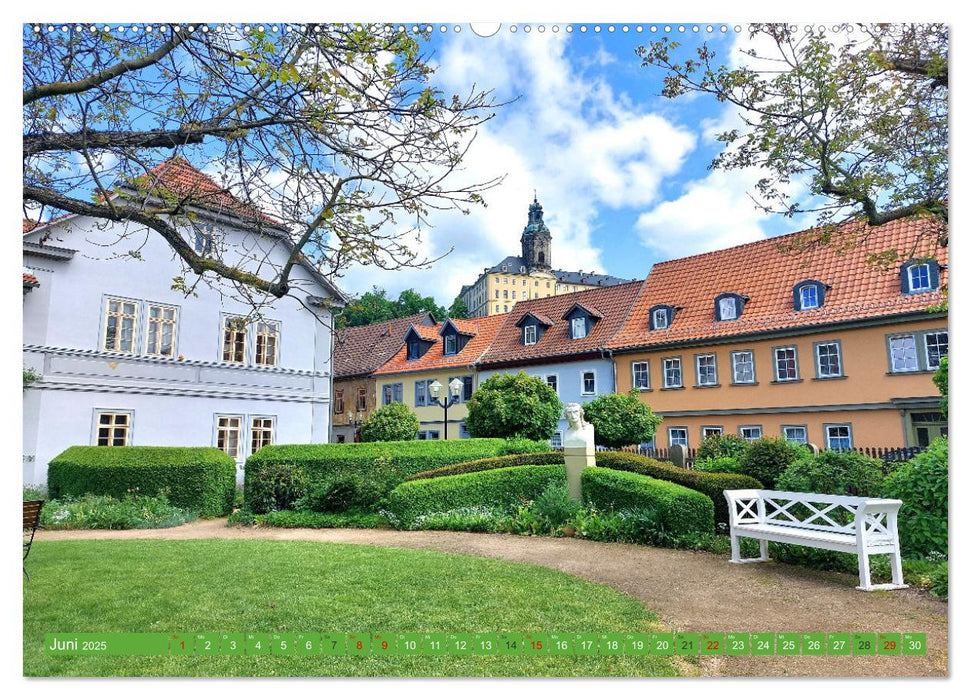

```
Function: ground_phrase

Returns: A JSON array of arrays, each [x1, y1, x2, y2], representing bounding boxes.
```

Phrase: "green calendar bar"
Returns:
[[42, 631, 928, 656]]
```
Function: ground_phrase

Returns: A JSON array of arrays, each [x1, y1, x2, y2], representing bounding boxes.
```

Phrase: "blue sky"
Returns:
[[341, 22, 816, 303]]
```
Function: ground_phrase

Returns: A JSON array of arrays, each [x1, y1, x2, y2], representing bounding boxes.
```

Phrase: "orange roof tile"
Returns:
[[374, 314, 509, 376], [133, 157, 283, 227], [447, 317, 480, 335], [609, 216, 947, 350], [23, 272, 39, 287], [333, 312, 434, 379], [479, 281, 644, 366]]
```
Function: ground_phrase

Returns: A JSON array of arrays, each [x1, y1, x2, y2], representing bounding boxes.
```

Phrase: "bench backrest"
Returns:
[[724, 489, 896, 536], [24, 500, 44, 530]]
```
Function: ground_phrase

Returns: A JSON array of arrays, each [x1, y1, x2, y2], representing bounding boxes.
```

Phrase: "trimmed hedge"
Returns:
[[47, 446, 236, 517], [581, 467, 715, 536], [244, 438, 548, 513], [385, 464, 566, 526], [593, 452, 762, 526], [406, 452, 565, 481]]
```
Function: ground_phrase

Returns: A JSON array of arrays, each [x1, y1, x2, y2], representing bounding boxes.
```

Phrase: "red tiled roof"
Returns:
[[478, 281, 644, 366], [374, 314, 509, 376], [609, 216, 948, 350], [447, 318, 481, 335], [413, 324, 441, 342], [23, 272, 39, 287], [134, 157, 283, 227], [333, 313, 434, 379]]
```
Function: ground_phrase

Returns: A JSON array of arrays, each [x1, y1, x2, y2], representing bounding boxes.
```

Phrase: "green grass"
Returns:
[[23, 539, 684, 677]]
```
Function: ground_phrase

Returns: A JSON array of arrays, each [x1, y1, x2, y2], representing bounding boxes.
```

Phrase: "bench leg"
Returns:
[[759, 539, 769, 561], [729, 534, 770, 564], [856, 549, 909, 592], [856, 550, 873, 591], [890, 548, 905, 587]]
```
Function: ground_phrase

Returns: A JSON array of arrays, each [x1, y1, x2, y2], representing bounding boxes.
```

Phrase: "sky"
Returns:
[[337, 23, 818, 304]]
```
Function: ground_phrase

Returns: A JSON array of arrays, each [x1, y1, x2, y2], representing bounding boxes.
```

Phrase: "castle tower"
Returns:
[[520, 194, 552, 272]]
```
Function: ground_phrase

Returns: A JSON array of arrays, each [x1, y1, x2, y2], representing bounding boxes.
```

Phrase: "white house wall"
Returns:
[[23, 215, 338, 485]]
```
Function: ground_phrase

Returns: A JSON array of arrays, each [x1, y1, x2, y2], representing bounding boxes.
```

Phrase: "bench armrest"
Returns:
[[724, 489, 764, 526]]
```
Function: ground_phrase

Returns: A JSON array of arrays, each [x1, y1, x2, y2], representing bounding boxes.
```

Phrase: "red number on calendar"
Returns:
[[707, 641, 719, 650], [356, 641, 363, 650], [532, 641, 543, 650], [381, 641, 388, 650], [884, 641, 896, 650]]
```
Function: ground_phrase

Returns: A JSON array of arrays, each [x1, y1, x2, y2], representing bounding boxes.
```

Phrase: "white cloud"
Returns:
[[336, 29, 697, 301]]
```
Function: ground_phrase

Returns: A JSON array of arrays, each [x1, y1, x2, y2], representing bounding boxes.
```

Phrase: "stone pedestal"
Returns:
[[564, 445, 596, 502]]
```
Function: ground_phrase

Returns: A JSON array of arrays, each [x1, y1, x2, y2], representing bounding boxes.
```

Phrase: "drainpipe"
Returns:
[[600, 348, 617, 393]]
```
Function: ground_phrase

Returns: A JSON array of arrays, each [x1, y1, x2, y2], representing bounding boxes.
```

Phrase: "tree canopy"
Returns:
[[638, 23, 947, 253], [24, 24, 501, 306], [581, 391, 662, 449], [336, 286, 449, 328], [465, 372, 562, 442]]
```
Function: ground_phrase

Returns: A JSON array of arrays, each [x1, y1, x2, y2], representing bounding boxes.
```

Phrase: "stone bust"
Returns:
[[562, 402, 595, 448]]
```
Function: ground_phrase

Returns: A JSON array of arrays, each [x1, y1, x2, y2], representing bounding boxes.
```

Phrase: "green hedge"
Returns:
[[581, 467, 715, 536], [593, 452, 762, 526], [385, 464, 566, 526], [406, 452, 565, 481], [244, 438, 548, 513], [47, 446, 236, 517]]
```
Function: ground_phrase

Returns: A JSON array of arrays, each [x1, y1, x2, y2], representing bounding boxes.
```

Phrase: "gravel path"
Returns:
[[38, 520, 948, 677]]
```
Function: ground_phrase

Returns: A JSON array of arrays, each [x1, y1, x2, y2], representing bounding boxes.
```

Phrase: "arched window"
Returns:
[[900, 259, 940, 294], [792, 280, 828, 311], [714, 293, 748, 322]]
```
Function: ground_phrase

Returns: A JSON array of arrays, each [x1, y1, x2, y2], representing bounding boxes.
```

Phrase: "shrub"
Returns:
[[883, 437, 948, 557], [40, 493, 197, 529], [777, 450, 885, 497], [593, 451, 762, 527], [243, 509, 385, 529], [933, 355, 947, 418], [47, 446, 236, 516], [294, 473, 384, 513], [581, 467, 715, 536], [464, 372, 562, 441], [359, 402, 419, 442], [581, 390, 662, 448], [693, 456, 741, 475], [384, 464, 566, 526], [532, 483, 583, 531], [736, 438, 808, 488], [406, 451, 565, 481], [244, 439, 526, 513], [23, 483, 47, 501], [696, 434, 750, 461], [499, 437, 552, 455], [245, 462, 311, 514]]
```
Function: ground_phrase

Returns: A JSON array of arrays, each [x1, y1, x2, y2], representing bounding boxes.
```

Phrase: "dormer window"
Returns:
[[443, 334, 457, 356], [714, 293, 748, 322], [571, 316, 587, 339], [407, 340, 420, 360], [649, 305, 675, 331], [900, 259, 941, 295], [793, 280, 828, 311], [524, 325, 537, 345]]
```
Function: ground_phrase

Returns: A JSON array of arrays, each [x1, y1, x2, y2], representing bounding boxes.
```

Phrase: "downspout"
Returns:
[[600, 347, 617, 393]]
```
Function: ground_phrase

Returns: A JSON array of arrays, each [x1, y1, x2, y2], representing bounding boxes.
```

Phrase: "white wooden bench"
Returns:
[[723, 489, 907, 591]]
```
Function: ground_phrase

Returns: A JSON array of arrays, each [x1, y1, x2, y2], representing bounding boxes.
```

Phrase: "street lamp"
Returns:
[[428, 378, 464, 440]]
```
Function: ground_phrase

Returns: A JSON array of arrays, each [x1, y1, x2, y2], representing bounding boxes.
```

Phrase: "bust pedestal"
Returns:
[[563, 443, 595, 501]]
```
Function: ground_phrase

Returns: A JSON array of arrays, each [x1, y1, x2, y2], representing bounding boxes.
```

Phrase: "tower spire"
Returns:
[[521, 194, 552, 272]]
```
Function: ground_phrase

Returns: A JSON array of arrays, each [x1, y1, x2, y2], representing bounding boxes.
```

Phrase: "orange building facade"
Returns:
[[609, 217, 947, 451]]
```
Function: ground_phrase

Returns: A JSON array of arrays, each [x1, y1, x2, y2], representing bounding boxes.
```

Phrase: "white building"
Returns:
[[22, 159, 347, 485]]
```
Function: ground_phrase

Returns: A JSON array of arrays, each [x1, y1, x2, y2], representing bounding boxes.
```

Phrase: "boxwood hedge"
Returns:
[[581, 467, 715, 536], [594, 452, 762, 526], [244, 438, 548, 513], [385, 464, 566, 526], [47, 446, 236, 517], [405, 452, 565, 481]]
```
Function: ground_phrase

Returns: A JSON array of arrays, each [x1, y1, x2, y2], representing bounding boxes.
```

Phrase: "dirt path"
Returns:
[[38, 520, 948, 677]]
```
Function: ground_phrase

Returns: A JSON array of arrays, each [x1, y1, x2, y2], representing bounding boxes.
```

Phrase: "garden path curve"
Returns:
[[38, 520, 948, 677]]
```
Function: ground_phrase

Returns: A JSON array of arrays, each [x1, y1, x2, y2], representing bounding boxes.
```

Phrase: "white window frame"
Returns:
[[924, 331, 948, 370], [782, 425, 808, 445], [739, 425, 763, 441], [333, 389, 345, 415], [653, 308, 669, 330], [701, 426, 724, 440], [93, 409, 133, 447], [444, 334, 457, 355], [668, 427, 688, 447], [632, 361, 650, 390], [524, 325, 538, 345], [254, 319, 280, 366], [663, 357, 683, 388], [102, 296, 140, 354], [544, 374, 559, 395], [215, 414, 244, 459], [888, 334, 920, 373], [250, 416, 275, 454], [571, 316, 587, 339], [144, 302, 178, 358], [814, 341, 843, 378], [695, 353, 718, 387], [222, 315, 248, 364], [773, 346, 799, 382], [799, 285, 819, 310], [908, 263, 932, 293], [731, 350, 756, 384], [719, 297, 738, 320], [581, 370, 597, 396], [825, 424, 854, 450]]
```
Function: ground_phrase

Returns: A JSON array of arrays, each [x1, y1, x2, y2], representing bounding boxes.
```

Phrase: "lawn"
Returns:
[[23, 539, 686, 677]]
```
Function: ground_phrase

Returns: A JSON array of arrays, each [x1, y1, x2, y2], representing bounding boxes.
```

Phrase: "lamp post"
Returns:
[[346, 411, 364, 442], [428, 378, 464, 440]]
